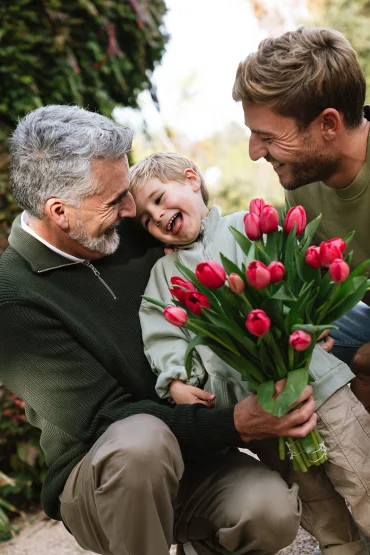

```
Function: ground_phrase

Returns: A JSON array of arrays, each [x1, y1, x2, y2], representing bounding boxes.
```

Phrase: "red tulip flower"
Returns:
[[169, 276, 197, 303], [249, 198, 266, 217], [284, 206, 307, 235], [259, 205, 279, 234], [195, 261, 226, 288], [289, 330, 312, 351], [305, 246, 321, 269], [246, 309, 271, 336], [319, 238, 346, 267], [228, 273, 245, 294], [268, 261, 285, 283], [244, 212, 261, 240], [329, 259, 350, 282], [185, 292, 211, 315], [246, 261, 271, 289], [170, 276, 197, 292], [164, 306, 188, 327]]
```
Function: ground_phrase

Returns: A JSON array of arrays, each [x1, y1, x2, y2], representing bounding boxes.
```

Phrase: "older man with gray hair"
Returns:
[[0, 104, 321, 555]]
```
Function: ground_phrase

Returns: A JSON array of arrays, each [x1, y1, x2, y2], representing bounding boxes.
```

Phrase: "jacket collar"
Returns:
[[8, 215, 80, 273], [178, 207, 221, 251]]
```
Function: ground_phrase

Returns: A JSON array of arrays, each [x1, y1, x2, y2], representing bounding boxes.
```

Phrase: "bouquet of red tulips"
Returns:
[[145, 199, 370, 471]]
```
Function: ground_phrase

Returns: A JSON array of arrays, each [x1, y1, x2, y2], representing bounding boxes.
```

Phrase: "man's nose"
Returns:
[[249, 134, 268, 162], [119, 192, 136, 218]]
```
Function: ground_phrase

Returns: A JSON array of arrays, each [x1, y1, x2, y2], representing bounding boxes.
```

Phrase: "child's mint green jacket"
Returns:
[[140, 207, 354, 409]]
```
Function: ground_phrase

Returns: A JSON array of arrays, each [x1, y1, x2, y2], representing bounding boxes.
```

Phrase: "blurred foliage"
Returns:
[[0, 387, 45, 540], [308, 0, 370, 100], [0, 0, 168, 253]]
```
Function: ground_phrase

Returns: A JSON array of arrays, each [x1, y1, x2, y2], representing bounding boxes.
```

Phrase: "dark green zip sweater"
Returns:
[[0, 216, 240, 520]]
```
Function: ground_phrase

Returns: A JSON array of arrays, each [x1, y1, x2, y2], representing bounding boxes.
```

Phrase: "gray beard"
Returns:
[[69, 218, 120, 256]]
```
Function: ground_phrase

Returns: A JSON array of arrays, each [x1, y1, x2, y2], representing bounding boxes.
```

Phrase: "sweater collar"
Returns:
[[177, 207, 221, 251], [8, 215, 80, 273]]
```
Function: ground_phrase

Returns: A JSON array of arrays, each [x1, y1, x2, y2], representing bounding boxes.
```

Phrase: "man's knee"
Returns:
[[92, 415, 184, 491], [245, 477, 301, 551]]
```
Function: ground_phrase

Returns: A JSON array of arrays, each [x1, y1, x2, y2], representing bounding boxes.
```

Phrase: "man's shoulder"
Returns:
[[0, 246, 31, 302]]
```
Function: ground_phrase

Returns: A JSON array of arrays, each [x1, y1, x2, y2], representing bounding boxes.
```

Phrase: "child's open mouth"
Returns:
[[167, 212, 183, 234]]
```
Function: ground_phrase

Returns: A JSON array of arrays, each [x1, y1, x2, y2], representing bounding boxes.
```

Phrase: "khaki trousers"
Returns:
[[60, 414, 301, 555]]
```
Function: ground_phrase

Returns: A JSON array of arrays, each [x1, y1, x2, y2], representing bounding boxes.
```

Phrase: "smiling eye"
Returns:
[[144, 217, 151, 229], [261, 137, 273, 143], [155, 193, 164, 205]]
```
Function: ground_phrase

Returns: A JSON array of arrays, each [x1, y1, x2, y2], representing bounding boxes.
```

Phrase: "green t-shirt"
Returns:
[[286, 129, 370, 270]]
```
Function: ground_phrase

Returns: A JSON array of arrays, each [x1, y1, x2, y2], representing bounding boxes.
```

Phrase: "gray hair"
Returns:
[[10, 105, 134, 218]]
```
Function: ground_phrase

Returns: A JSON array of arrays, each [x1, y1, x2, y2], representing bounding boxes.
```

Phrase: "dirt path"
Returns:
[[0, 518, 316, 555]]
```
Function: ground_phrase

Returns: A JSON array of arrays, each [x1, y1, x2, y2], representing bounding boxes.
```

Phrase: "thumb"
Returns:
[[194, 389, 216, 401]]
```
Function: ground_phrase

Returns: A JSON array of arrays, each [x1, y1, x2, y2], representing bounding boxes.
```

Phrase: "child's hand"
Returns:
[[169, 380, 215, 407], [317, 329, 335, 352]]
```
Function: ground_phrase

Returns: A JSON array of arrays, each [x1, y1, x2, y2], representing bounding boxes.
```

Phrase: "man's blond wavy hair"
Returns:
[[130, 152, 209, 205], [232, 26, 366, 130]]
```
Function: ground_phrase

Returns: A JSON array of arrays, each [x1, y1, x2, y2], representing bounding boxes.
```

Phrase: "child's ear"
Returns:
[[184, 168, 201, 192]]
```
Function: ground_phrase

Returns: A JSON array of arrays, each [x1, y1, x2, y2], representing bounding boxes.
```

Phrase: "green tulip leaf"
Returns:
[[270, 283, 297, 302], [228, 226, 253, 257], [184, 335, 212, 378], [220, 253, 245, 279], [257, 368, 308, 417], [142, 296, 169, 310]]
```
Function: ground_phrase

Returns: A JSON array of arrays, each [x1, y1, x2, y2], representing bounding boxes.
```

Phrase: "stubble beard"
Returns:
[[279, 140, 340, 191], [69, 217, 120, 256]]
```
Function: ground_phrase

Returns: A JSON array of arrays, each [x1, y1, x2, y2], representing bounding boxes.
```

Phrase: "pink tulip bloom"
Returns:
[[164, 306, 188, 327], [289, 330, 312, 351], [305, 246, 321, 269], [284, 206, 307, 235], [185, 292, 211, 315], [195, 261, 226, 288], [246, 309, 271, 336], [259, 205, 279, 234], [329, 259, 350, 282], [249, 198, 266, 217], [169, 287, 188, 304], [246, 261, 271, 289], [268, 261, 285, 283], [228, 273, 245, 294], [319, 239, 344, 267], [244, 213, 262, 240]]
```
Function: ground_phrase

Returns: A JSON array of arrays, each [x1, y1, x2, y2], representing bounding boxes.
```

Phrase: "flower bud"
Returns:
[[289, 330, 312, 351], [246, 261, 271, 289], [228, 273, 245, 294], [329, 258, 350, 282], [249, 198, 265, 217], [244, 213, 262, 240], [195, 261, 226, 288], [268, 261, 285, 283], [246, 309, 271, 336], [305, 246, 321, 269], [185, 292, 211, 315], [259, 205, 279, 234], [319, 238, 346, 267], [164, 306, 188, 327], [319, 240, 344, 267], [284, 206, 307, 235]]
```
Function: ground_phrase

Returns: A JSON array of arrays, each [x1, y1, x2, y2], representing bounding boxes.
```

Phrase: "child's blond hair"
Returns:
[[130, 152, 209, 205]]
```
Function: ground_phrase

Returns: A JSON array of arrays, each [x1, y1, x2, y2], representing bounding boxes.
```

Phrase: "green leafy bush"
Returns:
[[0, 0, 168, 253], [0, 387, 45, 540]]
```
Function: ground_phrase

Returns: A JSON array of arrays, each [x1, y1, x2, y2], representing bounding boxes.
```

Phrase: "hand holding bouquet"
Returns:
[[145, 199, 370, 471]]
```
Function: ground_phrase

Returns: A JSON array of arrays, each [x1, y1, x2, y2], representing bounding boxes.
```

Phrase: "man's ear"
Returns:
[[184, 168, 201, 192], [44, 198, 71, 231], [317, 108, 342, 141]]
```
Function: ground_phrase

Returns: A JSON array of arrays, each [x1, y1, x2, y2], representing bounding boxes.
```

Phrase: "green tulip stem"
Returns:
[[263, 333, 286, 379], [240, 292, 253, 310], [187, 322, 239, 354], [279, 436, 286, 461], [288, 346, 295, 372]]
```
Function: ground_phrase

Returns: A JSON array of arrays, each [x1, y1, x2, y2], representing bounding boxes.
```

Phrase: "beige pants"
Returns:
[[60, 414, 301, 555]]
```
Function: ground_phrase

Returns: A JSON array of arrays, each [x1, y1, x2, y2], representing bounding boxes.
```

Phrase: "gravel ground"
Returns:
[[0, 518, 316, 555]]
